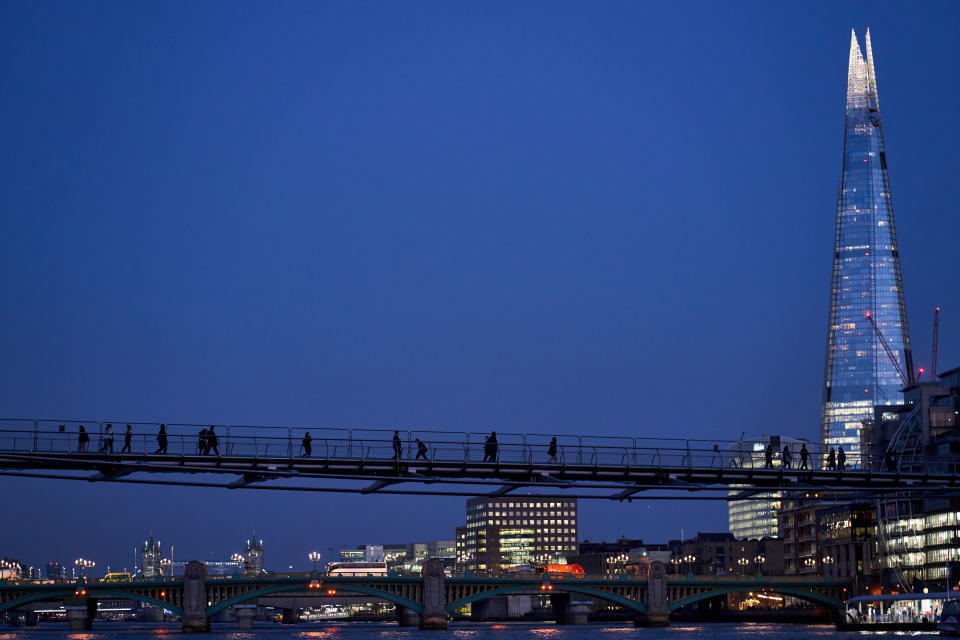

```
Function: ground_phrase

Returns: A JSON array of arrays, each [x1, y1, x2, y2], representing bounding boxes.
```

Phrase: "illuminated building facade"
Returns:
[[821, 29, 912, 466], [456, 497, 577, 572], [243, 531, 265, 574]]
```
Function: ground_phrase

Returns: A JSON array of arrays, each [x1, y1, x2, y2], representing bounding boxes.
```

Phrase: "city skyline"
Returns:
[[2, 2, 959, 571]]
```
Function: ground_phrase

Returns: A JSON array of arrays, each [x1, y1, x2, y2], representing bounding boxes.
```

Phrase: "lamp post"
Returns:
[[683, 554, 697, 576], [737, 557, 749, 576], [821, 554, 834, 577], [606, 553, 629, 578], [73, 558, 95, 580], [754, 554, 765, 576], [671, 556, 682, 576], [231, 553, 246, 574], [803, 557, 816, 574], [308, 552, 322, 573]]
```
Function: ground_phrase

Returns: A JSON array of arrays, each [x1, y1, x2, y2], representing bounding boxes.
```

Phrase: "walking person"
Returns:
[[799, 443, 809, 469], [547, 437, 558, 463], [78, 425, 90, 453], [155, 424, 168, 454], [198, 428, 208, 455], [483, 431, 499, 462], [827, 447, 836, 470], [100, 424, 114, 453], [207, 426, 220, 456], [415, 438, 428, 460], [837, 446, 846, 472], [302, 432, 312, 457], [121, 424, 133, 453], [392, 430, 402, 460], [782, 445, 792, 469], [764, 443, 774, 469]]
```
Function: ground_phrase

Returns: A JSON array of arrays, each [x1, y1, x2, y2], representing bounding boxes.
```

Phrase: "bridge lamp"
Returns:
[[308, 551, 322, 572], [670, 556, 682, 575]]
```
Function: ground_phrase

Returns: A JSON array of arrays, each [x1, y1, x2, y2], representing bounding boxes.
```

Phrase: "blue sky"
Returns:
[[1, 1, 958, 571]]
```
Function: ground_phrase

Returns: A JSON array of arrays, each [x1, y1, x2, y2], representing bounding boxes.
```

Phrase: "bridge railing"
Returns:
[[0, 420, 943, 473]]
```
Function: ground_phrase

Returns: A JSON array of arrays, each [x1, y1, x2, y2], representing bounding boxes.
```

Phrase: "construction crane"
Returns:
[[931, 306, 940, 382], [865, 311, 914, 387]]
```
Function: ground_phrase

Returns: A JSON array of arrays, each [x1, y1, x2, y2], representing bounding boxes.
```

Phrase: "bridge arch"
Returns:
[[445, 584, 647, 615], [205, 583, 424, 616], [0, 589, 183, 616], [668, 586, 845, 613]]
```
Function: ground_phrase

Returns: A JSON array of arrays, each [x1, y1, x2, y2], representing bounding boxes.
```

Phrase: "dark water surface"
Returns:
[[0, 622, 942, 639]]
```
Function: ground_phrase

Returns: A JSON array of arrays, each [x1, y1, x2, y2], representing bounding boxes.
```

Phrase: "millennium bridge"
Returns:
[[0, 419, 956, 499], [0, 559, 851, 631]]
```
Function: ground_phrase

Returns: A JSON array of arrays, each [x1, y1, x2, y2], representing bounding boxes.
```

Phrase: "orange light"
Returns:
[[160, 591, 166, 597], [326, 589, 336, 595]]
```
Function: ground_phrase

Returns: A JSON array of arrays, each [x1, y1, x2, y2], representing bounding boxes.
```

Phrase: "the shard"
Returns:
[[821, 29, 913, 466]]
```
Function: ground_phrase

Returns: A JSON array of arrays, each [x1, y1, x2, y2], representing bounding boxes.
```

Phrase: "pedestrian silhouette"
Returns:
[[764, 443, 774, 469], [782, 445, 792, 469], [484, 431, 499, 462], [198, 428, 208, 455], [548, 437, 558, 463], [207, 426, 220, 456], [78, 425, 89, 453], [155, 424, 168, 454], [799, 444, 809, 469], [827, 447, 836, 470], [101, 424, 114, 453], [302, 432, 312, 457], [837, 446, 846, 471], [392, 430, 402, 460], [415, 438, 428, 460], [121, 424, 133, 453], [885, 451, 896, 472]]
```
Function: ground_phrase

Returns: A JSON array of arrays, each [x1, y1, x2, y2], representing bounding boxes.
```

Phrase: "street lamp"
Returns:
[[671, 556, 682, 576], [754, 555, 765, 575], [821, 555, 835, 576], [803, 557, 816, 573], [73, 558, 95, 580], [231, 553, 246, 573], [605, 553, 629, 577], [683, 554, 697, 575], [308, 552, 322, 572], [737, 557, 749, 576]]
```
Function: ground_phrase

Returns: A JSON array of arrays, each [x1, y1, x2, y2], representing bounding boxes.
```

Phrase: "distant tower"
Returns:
[[821, 29, 913, 465], [244, 531, 264, 574], [140, 534, 163, 577]]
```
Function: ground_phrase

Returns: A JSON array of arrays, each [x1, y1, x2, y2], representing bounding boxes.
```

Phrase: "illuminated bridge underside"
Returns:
[[0, 450, 956, 498]]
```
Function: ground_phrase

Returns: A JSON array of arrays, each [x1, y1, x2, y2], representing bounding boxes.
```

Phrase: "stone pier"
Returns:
[[234, 604, 257, 629], [636, 550, 671, 627], [280, 608, 298, 624], [551, 593, 590, 625], [63, 595, 97, 631], [182, 561, 210, 633], [396, 605, 420, 626], [419, 558, 447, 630]]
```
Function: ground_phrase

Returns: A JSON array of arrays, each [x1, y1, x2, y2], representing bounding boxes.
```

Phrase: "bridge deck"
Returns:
[[0, 420, 956, 498]]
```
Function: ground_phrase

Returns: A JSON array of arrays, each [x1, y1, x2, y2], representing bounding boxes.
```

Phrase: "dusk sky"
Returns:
[[2, 1, 959, 573]]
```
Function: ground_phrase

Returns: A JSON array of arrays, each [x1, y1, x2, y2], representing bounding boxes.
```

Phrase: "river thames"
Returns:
[[0, 622, 943, 639]]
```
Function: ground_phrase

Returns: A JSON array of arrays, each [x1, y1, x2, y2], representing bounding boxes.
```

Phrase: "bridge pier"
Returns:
[[396, 606, 420, 626], [182, 560, 210, 633], [234, 604, 257, 629], [63, 596, 97, 631], [641, 551, 670, 627], [420, 558, 447, 629], [551, 593, 590, 625], [280, 608, 299, 624]]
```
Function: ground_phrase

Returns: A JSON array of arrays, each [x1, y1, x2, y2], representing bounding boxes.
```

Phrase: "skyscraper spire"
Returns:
[[821, 30, 912, 466]]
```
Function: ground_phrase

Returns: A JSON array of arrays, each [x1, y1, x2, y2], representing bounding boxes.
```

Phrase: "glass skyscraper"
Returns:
[[821, 30, 912, 465]]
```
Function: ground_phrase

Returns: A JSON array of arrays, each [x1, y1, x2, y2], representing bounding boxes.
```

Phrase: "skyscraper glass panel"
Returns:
[[821, 30, 912, 466]]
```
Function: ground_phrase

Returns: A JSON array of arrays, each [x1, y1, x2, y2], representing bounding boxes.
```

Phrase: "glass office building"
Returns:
[[821, 30, 912, 465]]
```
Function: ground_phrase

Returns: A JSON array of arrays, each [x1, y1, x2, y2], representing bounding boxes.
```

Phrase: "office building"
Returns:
[[457, 497, 577, 572], [821, 29, 913, 466], [243, 531, 265, 574], [140, 534, 163, 578]]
